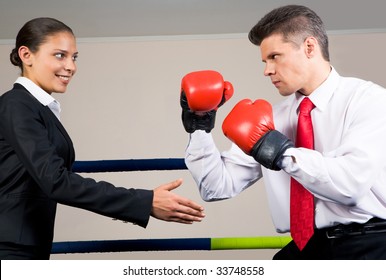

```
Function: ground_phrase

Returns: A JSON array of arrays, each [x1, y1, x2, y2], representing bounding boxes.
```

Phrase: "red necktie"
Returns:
[[290, 97, 315, 251]]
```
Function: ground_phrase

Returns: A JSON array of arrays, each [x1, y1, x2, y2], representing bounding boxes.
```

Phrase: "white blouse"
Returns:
[[15, 77, 61, 119]]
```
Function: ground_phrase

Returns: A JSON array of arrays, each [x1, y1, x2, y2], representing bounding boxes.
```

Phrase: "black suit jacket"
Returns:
[[0, 84, 153, 256]]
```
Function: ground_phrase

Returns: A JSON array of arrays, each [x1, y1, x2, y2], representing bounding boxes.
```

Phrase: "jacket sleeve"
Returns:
[[0, 90, 153, 228]]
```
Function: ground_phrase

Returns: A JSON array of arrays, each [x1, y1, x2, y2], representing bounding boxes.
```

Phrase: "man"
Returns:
[[180, 5, 386, 259]]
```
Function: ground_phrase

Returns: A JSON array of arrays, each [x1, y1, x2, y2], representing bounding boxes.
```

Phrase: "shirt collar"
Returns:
[[295, 66, 340, 112], [15, 77, 61, 119]]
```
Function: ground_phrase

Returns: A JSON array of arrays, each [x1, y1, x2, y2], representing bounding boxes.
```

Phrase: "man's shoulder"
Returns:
[[339, 76, 386, 96]]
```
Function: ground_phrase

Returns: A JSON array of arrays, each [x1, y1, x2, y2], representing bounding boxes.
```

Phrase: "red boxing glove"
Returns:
[[222, 99, 293, 170], [180, 70, 233, 133], [222, 99, 274, 153], [181, 70, 233, 112]]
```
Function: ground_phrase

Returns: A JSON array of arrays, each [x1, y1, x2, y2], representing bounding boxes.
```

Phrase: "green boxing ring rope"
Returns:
[[211, 236, 292, 250], [52, 158, 291, 254], [52, 236, 292, 254]]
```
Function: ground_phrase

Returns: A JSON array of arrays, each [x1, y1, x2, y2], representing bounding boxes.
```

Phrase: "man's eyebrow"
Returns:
[[262, 52, 277, 62]]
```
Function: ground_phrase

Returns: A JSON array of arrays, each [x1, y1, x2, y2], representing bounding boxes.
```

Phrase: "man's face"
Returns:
[[260, 33, 309, 96]]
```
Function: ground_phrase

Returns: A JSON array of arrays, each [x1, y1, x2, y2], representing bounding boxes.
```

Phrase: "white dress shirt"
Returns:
[[15, 77, 61, 119], [185, 67, 386, 233]]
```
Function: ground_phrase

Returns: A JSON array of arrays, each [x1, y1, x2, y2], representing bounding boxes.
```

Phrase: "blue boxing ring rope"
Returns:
[[72, 158, 187, 173], [51, 158, 291, 254]]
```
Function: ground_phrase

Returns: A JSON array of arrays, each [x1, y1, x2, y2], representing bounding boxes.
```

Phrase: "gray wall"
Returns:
[[1, 31, 385, 259]]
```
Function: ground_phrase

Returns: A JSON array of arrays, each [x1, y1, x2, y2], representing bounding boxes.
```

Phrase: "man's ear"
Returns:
[[304, 37, 317, 58], [18, 46, 33, 66]]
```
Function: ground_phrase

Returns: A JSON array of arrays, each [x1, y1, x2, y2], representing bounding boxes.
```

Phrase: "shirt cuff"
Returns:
[[188, 130, 215, 150], [279, 147, 299, 172]]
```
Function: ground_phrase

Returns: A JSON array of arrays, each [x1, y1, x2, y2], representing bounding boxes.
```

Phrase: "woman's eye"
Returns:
[[72, 55, 78, 62], [55, 53, 65, 59]]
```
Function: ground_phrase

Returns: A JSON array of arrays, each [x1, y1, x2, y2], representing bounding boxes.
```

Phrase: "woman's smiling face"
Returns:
[[20, 31, 78, 94]]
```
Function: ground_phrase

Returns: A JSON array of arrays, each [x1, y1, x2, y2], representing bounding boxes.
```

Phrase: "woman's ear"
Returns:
[[18, 46, 33, 66]]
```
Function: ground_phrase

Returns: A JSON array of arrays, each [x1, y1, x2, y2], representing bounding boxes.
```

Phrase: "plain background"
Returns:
[[0, 31, 386, 259]]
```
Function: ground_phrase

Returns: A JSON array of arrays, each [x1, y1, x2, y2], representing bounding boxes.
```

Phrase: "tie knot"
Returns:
[[299, 97, 315, 115]]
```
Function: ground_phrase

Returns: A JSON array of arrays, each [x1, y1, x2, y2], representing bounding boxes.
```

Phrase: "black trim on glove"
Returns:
[[180, 91, 217, 133], [250, 130, 294, 170]]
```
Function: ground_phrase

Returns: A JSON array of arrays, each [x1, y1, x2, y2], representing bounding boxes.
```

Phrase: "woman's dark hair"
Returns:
[[10, 17, 74, 70], [248, 5, 330, 61]]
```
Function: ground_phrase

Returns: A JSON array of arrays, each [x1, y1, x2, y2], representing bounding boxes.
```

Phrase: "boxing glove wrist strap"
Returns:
[[181, 109, 216, 133], [250, 130, 294, 170]]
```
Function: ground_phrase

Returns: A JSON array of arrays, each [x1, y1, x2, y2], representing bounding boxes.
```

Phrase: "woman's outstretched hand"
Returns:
[[151, 179, 205, 224]]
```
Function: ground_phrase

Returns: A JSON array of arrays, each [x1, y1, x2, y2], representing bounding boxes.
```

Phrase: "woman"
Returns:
[[0, 17, 205, 259]]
